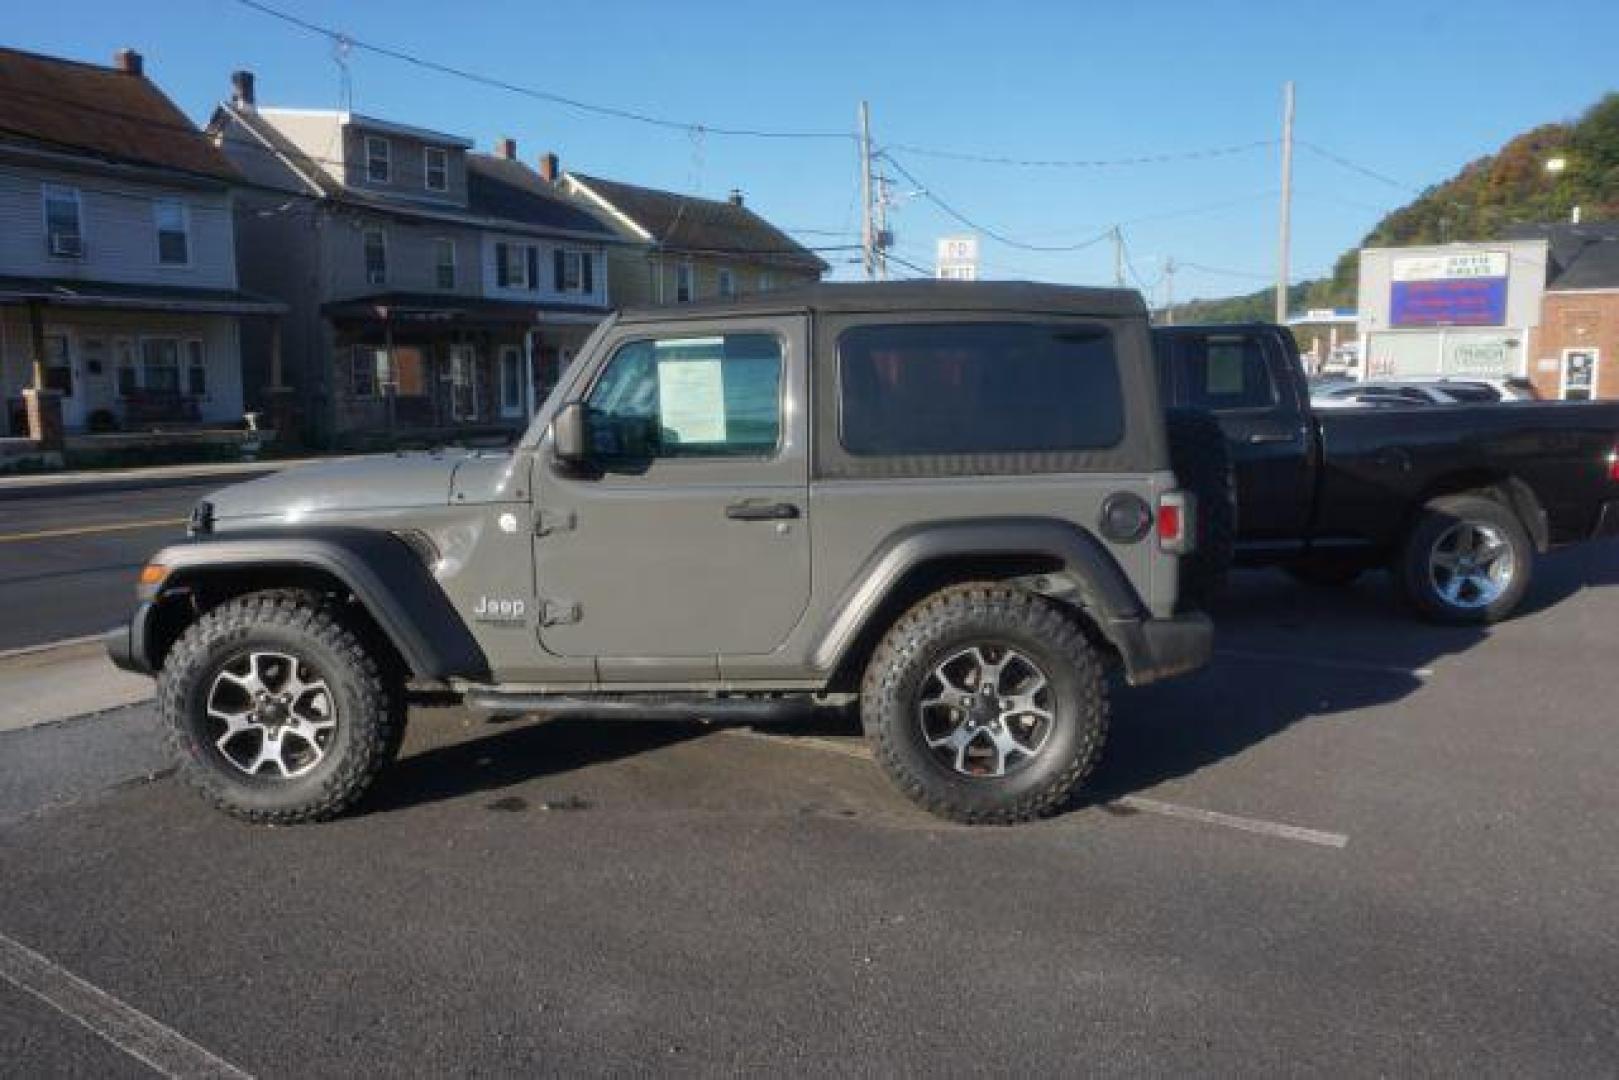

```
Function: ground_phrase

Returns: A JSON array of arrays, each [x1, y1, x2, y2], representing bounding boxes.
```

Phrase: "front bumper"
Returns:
[[105, 601, 156, 676], [1109, 610, 1213, 687], [1594, 500, 1619, 541]]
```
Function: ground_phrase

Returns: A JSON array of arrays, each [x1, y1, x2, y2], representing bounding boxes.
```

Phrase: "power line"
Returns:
[[1297, 139, 1421, 193], [881, 153, 1115, 253], [880, 138, 1276, 169], [231, 0, 855, 142]]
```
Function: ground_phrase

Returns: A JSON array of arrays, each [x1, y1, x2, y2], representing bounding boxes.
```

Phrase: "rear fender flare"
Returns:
[[810, 517, 1148, 674]]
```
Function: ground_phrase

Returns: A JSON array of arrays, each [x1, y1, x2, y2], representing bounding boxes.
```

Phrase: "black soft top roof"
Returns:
[[615, 280, 1146, 324]]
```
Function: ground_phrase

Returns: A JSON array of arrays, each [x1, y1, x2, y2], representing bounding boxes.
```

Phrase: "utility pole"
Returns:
[[1112, 226, 1126, 288], [873, 173, 891, 281], [859, 100, 875, 281], [1276, 80, 1295, 324], [1163, 257, 1177, 325]]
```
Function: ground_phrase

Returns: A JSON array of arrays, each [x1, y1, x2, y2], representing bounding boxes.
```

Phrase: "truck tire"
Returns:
[[1164, 408, 1236, 609], [158, 590, 405, 824], [862, 583, 1108, 825], [1397, 494, 1533, 625]]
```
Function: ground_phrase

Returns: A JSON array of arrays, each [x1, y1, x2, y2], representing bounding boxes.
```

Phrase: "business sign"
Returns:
[[936, 234, 979, 281], [1447, 341, 1513, 378], [1390, 251, 1509, 327]]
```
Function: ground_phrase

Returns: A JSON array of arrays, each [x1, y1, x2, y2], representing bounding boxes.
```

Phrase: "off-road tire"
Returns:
[[1398, 493, 1533, 625], [1165, 408, 1236, 609], [158, 590, 405, 824], [862, 583, 1108, 825]]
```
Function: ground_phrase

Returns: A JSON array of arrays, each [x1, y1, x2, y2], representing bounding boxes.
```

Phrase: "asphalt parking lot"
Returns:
[[3, 544, 1618, 1076]]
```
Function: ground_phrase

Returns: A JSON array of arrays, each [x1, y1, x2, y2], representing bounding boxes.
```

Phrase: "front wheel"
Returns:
[[861, 583, 1108, 825], [1397, 494, 1533, 624], [158, 591, 405, 824]]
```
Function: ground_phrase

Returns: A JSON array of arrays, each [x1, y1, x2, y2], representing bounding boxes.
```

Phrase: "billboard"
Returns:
[[1390, 251, 1509, 327]]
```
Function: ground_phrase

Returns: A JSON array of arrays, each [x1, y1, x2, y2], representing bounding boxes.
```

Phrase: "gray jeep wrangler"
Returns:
[[109, 281, 1212, 825]]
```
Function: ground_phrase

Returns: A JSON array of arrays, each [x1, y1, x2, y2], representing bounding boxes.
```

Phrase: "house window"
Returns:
[[676, 262, 694, 303], [499, 345, 525, 417], [351, 347, 389, 398], [554, 249, 594, 294], [43, 333, 73, 396], [185, 340, 207, 397], [434, 238, 456, 289], [365, 136, 391, 183], [424, 146, 449, 193], [757, 271, 774, 293], [154, 199, 190, 266], [363, 229, 387, 285], [496, 242, 537, 290], [115, 338, 138, 396], [717, 268, 736, 298], [140, 338, 181, 395], [43, 185, 83, 259]]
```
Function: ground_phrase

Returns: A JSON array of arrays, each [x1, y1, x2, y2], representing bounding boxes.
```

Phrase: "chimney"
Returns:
[[538, 152, 560, 184], [728, 188, 745, 207], [496, 137, 517, 161], [114, 48, 144, 77], [230, 70, 257, 110]]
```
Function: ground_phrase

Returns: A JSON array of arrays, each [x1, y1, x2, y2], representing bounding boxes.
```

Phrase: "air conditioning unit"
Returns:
[[50, 233, 83, 258]]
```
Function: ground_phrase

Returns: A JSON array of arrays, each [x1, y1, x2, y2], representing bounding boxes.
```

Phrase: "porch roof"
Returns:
[[0, 276, 286, 315], [321, 291, 609, 326]]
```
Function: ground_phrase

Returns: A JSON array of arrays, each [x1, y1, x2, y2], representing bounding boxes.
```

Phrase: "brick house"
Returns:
[[557, 165, 827, 307], [1513, 222, 1619, 401], [209, 75, 621, 447], [0, 46, 280, 440]]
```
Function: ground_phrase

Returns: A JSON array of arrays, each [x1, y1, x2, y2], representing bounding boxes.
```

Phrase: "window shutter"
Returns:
[[554, 249, 566, 292], [496, 243, 509, 288], [582, 252, 594, 294], [527, 246, 540, 291]]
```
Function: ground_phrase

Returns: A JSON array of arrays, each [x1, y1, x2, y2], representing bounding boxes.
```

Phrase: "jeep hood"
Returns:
[[205, 451, 521, 525]]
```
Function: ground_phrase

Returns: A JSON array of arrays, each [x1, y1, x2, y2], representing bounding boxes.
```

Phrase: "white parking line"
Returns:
[[1112, 796, 1349, 849], [722, 729, 1350, 849], [0, 931, 252, 1079], [1215, 648, 1434, 679]]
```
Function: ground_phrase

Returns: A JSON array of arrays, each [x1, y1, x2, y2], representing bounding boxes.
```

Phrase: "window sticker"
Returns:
[[656, 341, 727, 444]]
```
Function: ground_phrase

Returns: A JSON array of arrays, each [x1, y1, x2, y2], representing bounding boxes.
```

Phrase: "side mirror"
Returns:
[[551, 401, 590, 465]]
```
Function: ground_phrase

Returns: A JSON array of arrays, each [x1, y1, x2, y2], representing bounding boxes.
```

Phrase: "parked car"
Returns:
[[1153, 324, 1619, 623], [1401, 376, 1542, 402], [108, 282, 1215, 827], [1311, 380, 1477, 408]]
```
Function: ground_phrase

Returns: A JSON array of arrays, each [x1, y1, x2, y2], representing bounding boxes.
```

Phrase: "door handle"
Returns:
[[725, 501, 801, 521]]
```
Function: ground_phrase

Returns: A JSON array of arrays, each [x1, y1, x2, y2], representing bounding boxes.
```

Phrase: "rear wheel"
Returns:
[[159, 591, 405, 823], [861, 583, 1108, 825], [1397, 494, 1532, 624]]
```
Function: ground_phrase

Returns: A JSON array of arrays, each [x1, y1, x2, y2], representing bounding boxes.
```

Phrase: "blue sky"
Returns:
[[10, 0, 1617, 303]]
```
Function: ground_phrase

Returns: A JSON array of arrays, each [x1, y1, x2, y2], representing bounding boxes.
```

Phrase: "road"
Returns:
[[3, 543, 1618, 1075], [0, 481, 216, 651]]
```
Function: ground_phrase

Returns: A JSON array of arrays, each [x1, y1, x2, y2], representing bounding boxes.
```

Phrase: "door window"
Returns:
[[44, 333, 73, 395], [585, 334, 782, 460], [499, 345, 525, 416]]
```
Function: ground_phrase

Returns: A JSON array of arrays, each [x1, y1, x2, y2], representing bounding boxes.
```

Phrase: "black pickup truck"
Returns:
[[1153, 323, 1619, 623]]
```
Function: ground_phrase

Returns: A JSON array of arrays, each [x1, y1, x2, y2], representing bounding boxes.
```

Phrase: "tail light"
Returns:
[[1608, 447, 1619, 483], [1158, 491, 1195, 555]]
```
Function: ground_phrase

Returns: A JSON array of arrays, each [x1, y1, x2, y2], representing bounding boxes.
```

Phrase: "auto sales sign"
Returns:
[[1390, 251, 1509, 327]]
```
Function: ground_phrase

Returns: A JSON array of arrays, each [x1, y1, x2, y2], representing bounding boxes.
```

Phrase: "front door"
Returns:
[[532, 320, 810, 672], [1561, 348, 1598, 401], [78, 337, 115, 425]]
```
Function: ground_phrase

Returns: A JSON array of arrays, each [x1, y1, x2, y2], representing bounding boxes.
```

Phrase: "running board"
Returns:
[[463, 691, 817, 724]]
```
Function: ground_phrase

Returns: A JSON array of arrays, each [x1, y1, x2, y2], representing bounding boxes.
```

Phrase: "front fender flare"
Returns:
[[139, 527, 488, 680]]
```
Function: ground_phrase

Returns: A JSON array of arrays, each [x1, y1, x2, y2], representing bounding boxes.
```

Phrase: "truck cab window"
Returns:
[[1178, 334, 1277, 410]]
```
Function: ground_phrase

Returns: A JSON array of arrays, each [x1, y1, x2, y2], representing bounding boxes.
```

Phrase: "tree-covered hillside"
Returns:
[[1170, 93, 1619, 323]]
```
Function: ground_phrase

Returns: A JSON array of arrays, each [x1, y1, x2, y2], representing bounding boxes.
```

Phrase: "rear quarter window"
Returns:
[[837, 321, 1125, 455]]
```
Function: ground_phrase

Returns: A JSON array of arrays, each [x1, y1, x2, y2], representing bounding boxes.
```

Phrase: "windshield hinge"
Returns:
[[539, 599, 582, 626], [534, 508, 576, 537]]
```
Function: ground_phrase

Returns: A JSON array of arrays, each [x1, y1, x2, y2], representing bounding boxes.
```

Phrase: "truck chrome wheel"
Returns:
[[918, 644, 1054, 778], [1428, 521, 1515, 610], [206, 650, 337, 779]]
